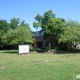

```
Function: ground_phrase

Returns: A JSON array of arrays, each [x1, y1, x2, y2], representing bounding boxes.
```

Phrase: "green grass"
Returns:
[[0, 50, 80, 80]]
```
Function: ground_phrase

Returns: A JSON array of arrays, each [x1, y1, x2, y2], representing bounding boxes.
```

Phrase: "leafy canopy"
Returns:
[[59, 20, 80, 43], [33, 10, 65, 39], [33, 10, 80, 49], [2, 19, 34, 45]]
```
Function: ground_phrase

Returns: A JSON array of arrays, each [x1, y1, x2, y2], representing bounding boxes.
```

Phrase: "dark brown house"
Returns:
[[32, 30, 60, 50], [32, 31, 46, 49]]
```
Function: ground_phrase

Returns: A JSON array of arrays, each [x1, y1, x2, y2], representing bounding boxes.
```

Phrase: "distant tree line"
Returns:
[[0, 10, 80, 50]]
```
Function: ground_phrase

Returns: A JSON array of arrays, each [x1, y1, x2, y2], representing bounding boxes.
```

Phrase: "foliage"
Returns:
[[2, 26, 34, 45], [0, 10, 80, 50], [10, 18, 20, 29], [0, 20, 10, 32], [0, 20, 10, 39], [33, 10, 80, 50], [0, 18, 34, 49], [10, 18, 30, 30], [46, 47, 51, 51], [59, 20, 80, 49], [33, 10, 65, 37], [0, 20, 10, 48], [33, 10, 66, 48]]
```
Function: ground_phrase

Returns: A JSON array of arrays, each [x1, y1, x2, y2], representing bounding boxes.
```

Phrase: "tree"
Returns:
[[0, 19, 10, 34], [2, 25, 34, 46], [0, 20, 10, 48], [59, 20, 80, 49], [20, 21, 29, 27], [10, 18, 20, 30], [33, 10, 65, 48], [0, 18, 34, 49]]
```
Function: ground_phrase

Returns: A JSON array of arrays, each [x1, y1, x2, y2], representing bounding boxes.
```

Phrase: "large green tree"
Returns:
[[33, 10, 65, 48], [33, 10, 80, 50], [59, 20, 80, 49], [1, 18, 34, 49], [10, 18, 20, 29], [2, 26, 34, 45], [0, 20, 10, 48], [0, 19, 10, 36]]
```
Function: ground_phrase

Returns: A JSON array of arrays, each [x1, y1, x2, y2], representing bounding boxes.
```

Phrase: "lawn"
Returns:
[[0, 50, 80, 80]]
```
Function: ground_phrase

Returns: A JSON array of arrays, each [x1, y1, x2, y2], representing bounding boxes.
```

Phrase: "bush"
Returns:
[[46, 47, 51, 52]]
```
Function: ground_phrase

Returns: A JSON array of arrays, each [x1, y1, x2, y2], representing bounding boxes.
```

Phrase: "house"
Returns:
[[32, 31, 47, 49], [32, 31, 57, 49], [32, 31, 80, 50]]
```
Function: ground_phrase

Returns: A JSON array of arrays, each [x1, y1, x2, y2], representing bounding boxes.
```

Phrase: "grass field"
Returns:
[[0, 50, 80, 80]]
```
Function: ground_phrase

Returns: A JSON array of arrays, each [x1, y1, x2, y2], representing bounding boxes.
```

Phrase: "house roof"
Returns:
[[32, 31, 44, 37]]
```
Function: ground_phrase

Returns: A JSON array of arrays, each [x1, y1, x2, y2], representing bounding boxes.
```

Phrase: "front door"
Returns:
[[37, 42, 43, 48]]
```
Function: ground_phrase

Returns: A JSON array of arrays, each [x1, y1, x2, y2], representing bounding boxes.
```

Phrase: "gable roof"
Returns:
[[32, 31, 44, 37]]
